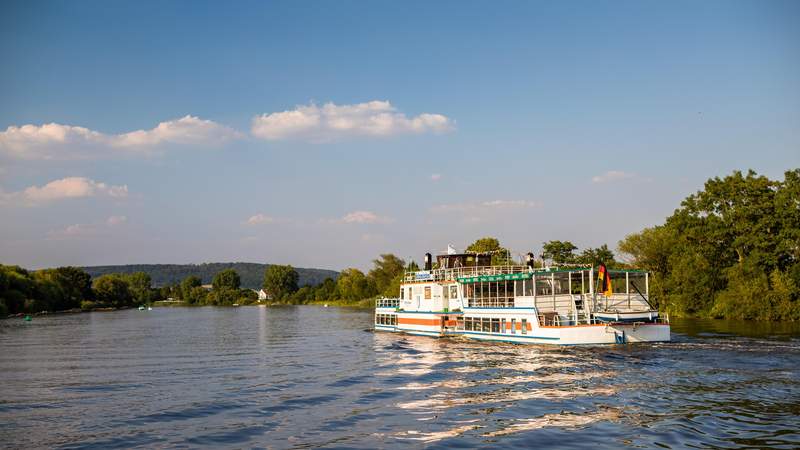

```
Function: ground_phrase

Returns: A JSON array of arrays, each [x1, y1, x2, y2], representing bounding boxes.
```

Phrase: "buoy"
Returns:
[[23, 315, 32, 321], [147, 306, 153, 311], [138, 306, 145, 311], [324, 304, 328, 308]]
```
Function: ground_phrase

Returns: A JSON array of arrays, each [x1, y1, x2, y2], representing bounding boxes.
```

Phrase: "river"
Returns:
[[1, 306, 799, 449]]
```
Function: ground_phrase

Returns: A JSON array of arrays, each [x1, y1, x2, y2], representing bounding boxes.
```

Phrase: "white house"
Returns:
[[257, 289, 272, 301]]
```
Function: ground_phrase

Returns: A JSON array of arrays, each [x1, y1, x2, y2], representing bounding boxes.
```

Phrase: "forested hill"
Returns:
[[82, 263, 338, 289]]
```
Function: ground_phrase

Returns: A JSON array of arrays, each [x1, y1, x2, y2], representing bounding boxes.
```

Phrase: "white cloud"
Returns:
[[1, 177, 128, 205], [0, 115, 241, 160], [339, 210, 393, 224], [47, 223, 96, 239], [106, 215, 127, 226], [430, 199, 540, 213], [251, 101, 454, 142], [430, 173, 442, 182], [591, 171, 636, 183], [244, 214, 275, 226]]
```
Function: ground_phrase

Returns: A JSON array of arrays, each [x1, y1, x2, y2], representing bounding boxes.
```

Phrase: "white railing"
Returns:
[[404, 265, 532, 283], [376, 298, 400, 308]]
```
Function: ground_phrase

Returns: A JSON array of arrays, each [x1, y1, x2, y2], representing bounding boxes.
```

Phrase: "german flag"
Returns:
[[597, 264, 613, 297]]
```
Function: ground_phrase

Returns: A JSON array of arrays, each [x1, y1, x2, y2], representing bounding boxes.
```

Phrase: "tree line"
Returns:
[[618, 169, 799, 321]]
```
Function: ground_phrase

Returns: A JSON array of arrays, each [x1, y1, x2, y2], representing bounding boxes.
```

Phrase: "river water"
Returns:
[[1, 306, 799, 449]]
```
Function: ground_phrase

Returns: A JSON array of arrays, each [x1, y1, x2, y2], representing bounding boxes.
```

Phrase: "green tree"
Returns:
[[336, 268, 376, 301], [466, 237, 512, 265], [92, 274, 133, 308], [542, 240, 578, 264], [314, 277, 338, 302], [618, 169, 800, 319], [263, 265, 299, 301], [368, 254, 405, 296], [180, 276, 202, 299], [213, 269, 241, 291], [575, 244, 616, 267], [124, 272, 154, 304]]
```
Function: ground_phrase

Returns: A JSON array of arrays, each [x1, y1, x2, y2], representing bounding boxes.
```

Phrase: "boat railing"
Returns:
[[376, 298, 400, 308], [596, 294, 653, 312], [403, 265, 532, 283]]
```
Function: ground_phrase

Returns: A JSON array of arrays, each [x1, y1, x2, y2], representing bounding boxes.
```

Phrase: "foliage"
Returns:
[[92, 274, 133, 308], [466, 237, 512, 265], [212, 269, 241, 291], [263, 265, 299, 300], [368, 254, 405, 297], [619, 169, 800, 320], [336, 268, 377, 301], [82, 262, 338, 289], [541, 240, 578, 264]]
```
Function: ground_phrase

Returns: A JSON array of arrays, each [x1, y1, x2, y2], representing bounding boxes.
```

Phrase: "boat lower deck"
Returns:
[[375, 309, 670, 345]]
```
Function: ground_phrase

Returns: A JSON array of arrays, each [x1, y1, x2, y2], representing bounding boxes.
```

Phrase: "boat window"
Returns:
[[511, 318, 516, 334], [400, 288, 404, 299], [501, 319, 506, 333], [491, 318, 500, 333], [456, 317, 464, 330], [465, 317, 472, 331], [450, 285, 458, 299], [443, 285, 449, 300], [424, 286, 431, 300], [482, 318, 491, 332], [521, 318, 527, 334]]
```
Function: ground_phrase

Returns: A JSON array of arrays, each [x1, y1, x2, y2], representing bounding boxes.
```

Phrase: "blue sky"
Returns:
[[1, 0, 798, 271]]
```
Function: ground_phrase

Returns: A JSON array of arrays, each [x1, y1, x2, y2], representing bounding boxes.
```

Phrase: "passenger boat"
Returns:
[[375, 251, 670, 345]]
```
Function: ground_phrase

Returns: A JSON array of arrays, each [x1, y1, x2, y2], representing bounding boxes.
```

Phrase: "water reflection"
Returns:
[[1, 307, 799, 449]]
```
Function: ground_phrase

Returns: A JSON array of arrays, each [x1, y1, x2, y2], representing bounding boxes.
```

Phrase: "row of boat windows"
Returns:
[[456, 317, 529, 335], [375, 314, 397, 326]]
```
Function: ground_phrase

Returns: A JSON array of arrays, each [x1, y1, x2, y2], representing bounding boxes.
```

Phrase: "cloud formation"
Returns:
[[339, 210, 393, 224], [591, 171, 636, 183], [1, 177, 128, 205], [251, 101, 454, 142], [430, 199, 540, 213], [244, 213, 275, 226], [48, 215, 128, 239], [0, 115, 241, 160]]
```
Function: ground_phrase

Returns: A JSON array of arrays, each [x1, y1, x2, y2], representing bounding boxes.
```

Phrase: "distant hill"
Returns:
[[82, 263, 339, 289]]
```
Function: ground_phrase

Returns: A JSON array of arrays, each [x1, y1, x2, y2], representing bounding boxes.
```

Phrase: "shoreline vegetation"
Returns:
[[2, 169, 798, 321]]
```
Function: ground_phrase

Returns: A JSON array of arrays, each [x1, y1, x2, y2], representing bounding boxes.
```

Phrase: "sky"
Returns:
[[1, 0, 798, 271]]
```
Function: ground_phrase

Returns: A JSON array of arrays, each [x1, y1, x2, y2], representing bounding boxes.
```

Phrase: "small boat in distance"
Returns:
[[375, 250, 669, 345]]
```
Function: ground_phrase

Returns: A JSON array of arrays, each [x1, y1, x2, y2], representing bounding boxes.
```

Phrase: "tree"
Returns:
[[368, 254, 405, 296], [542, 240, 577, 264], [314, 277, 338, 302], [466, 237, 512, 265], [212, 269, 241, 291], [92, 274, 133, 308], [263, 265, 299, 300], [618, 169, 800, 319], [124, 272, 154, 304], [336, 268, 376, 300], [180, 276, 203, 304], [575, 244, 616, 267]]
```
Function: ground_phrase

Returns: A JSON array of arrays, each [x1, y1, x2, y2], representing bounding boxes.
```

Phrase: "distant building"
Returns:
[[258, 289, 272, 301], [201, 284, 213, 291]]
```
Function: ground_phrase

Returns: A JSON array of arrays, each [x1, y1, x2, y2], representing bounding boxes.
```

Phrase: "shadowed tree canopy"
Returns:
[[368, 254, 405, 297], [466, 237, 512, 265], [212, 269, 241, 291], [263, 265, 299, 300]]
